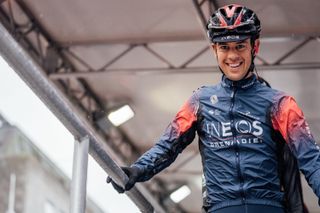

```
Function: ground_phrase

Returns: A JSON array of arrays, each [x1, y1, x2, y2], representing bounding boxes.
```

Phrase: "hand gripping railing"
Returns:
[[0, 20, 165, 213]]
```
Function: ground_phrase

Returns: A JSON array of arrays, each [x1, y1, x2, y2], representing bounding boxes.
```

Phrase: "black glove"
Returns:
[[106, 166, 142, 193]]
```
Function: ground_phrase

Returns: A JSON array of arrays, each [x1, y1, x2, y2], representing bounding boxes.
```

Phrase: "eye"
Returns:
[[218, 45, 229, 51], [235, 44, 247, 51]]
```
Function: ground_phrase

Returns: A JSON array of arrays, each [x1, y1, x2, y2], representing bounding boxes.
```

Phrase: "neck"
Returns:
[[222, 74, 257, 89]]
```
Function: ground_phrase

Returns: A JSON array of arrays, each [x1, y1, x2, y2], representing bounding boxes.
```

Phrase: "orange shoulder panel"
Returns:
[[174, 100, 197, 135], [272, 96, 305, 142]]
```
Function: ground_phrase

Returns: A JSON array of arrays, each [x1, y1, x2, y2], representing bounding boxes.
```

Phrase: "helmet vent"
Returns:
[[220, 9, 227, 17]]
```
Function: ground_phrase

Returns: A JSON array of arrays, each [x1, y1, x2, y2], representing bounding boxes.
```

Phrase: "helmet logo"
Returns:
[[221, 35, 240, 41]]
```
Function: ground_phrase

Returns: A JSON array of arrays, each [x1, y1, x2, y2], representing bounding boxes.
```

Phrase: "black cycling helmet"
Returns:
[[207, 4, 261, 43]]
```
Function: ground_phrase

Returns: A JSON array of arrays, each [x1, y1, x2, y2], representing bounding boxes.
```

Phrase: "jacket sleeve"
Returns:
[[271, 96, 320, 199], [132, 91, 199, 182]]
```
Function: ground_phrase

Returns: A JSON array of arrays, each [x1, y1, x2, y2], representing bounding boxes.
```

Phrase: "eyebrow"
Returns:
[[217, 40, 247, 46]]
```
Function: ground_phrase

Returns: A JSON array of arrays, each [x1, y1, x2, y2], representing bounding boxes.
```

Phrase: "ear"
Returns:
[[253, 39, 260, 55]]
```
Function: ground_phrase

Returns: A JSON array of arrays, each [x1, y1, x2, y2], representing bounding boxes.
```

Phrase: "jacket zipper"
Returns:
[[230, 85, 246, 203]]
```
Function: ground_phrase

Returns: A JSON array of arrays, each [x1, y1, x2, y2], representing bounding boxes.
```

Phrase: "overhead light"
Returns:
[[169, 185, 191, 203], [107, 105, 134, 126]]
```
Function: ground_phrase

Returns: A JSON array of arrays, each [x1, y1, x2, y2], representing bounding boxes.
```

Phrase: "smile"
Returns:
[[227, 62, 243, 68]]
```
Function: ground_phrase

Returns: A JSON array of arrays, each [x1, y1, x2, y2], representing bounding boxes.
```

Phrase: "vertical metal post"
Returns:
[[70, 136, 90, 213], [6, 173, 16, 213]]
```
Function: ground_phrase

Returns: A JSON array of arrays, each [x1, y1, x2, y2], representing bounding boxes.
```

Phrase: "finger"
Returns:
[[125, 183, 133, 191], [106, 176, 125, 193], [106, 176, 112, 183], [125, 180, 135, 191], [111, 181, 125, 193], [122, 167, 131, 177]]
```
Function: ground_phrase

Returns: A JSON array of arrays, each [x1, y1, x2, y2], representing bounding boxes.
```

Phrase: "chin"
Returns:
[[226, 75, 244, 81]]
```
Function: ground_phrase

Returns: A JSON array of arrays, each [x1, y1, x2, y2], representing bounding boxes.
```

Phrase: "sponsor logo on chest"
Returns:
[[206, 120, 263, 137]]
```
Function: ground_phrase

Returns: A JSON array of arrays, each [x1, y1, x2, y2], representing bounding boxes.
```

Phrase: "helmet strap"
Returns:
[[240, 37, 257, 80]]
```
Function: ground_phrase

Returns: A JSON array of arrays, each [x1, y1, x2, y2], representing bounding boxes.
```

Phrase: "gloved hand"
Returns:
[[106, 166, 142, 193]]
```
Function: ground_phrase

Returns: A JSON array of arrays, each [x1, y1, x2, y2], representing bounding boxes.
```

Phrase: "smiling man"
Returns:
[[213, 39, 258, 81], [107, 4, 320, 213]]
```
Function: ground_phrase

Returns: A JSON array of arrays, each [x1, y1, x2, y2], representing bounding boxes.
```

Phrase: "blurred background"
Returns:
[[0, 0, 320, 212]]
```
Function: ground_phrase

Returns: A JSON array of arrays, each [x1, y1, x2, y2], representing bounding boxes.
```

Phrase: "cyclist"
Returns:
[[107, 4, 320, 213]]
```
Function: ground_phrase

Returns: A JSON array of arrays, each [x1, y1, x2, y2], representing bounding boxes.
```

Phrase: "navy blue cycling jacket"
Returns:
[[132, 74, 320, 211]]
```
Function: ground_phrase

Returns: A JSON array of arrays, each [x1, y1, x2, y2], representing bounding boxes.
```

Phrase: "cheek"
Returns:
[[244, 53, 252, 64], [217, 58, 225, 67], [216, 53, 225, 65]]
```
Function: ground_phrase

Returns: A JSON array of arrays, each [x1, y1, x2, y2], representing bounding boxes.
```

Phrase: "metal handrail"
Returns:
[[0, 20, 165, 213]]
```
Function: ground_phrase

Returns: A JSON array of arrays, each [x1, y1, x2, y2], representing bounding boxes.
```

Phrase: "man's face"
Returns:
[[212, 38, 260, 81]]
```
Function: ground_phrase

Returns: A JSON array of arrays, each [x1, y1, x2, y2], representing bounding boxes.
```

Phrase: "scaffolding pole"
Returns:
[[0, 19, 165, 213], [6, 173, 16, 213], [70, 136, 90, 213]]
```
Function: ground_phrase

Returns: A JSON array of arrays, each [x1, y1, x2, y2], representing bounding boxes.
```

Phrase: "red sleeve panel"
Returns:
[[271, 96, 311, 143], [174, 98, 198, 136], [271, 96, 320, 198]]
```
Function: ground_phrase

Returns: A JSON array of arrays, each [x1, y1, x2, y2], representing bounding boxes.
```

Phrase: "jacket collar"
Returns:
[[221, 74, 257, 90]]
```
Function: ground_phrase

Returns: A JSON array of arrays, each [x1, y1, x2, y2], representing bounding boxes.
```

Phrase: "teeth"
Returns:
[[229, 63, 241, 68]]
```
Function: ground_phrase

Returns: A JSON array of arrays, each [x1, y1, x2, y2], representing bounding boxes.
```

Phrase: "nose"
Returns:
[[227, 50, 241, 62]]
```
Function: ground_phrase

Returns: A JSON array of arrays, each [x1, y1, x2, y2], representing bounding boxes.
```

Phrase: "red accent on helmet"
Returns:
[[223, 4, 240, 18], [217, 13, 228, 27], [206, 4, 261, 42], [233, 12, 243, 27]]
